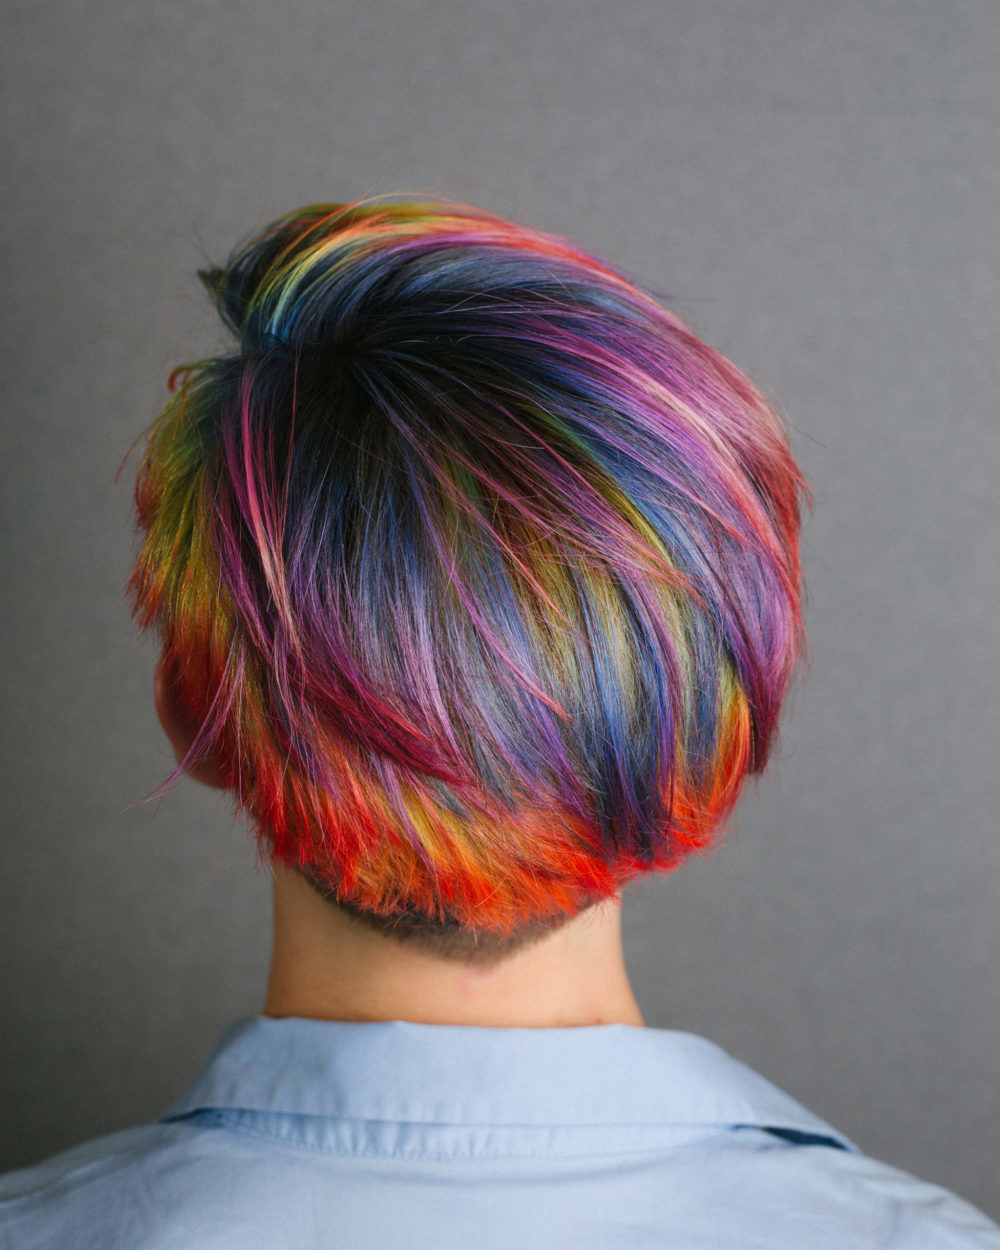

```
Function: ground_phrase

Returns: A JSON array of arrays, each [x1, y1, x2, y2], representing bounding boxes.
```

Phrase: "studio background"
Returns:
[[2, 0, 998, 1220]]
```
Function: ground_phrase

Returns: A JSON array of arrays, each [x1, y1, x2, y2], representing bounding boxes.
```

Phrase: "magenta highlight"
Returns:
[[129, 197, 808, 935]]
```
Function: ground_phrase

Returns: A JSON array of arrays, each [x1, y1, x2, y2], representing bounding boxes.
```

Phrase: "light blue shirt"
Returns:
[[1, 1016, 997, 1248]]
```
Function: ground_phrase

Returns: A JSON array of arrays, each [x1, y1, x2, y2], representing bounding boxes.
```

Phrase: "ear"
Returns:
[[154, 657, 228, 790]]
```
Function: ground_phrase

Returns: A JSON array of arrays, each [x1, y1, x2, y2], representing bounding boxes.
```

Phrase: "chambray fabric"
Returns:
[[1, 1016, 997, 1248]]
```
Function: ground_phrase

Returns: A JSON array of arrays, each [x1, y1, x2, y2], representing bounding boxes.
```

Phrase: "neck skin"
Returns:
[[263, 864, 645, 1029]]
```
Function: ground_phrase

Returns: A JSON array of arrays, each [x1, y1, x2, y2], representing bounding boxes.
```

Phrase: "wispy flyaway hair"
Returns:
[[130, 197, 808, 938]]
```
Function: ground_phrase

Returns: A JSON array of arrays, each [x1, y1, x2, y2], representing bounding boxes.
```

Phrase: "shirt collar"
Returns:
[[160, 1015, 856, 1150]]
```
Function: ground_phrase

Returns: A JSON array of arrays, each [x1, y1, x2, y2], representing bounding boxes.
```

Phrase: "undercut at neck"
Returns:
[[299, 870, 583, 966]]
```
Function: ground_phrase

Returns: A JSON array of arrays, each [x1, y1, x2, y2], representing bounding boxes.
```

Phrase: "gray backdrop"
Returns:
[[3, 0, 998, 1221]]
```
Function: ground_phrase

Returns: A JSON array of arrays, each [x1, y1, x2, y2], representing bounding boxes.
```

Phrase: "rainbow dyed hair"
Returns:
[[130, 197, 807, 940]]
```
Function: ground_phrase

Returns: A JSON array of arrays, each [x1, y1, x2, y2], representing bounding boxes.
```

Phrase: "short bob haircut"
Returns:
[[130, 197, 807, 958]]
